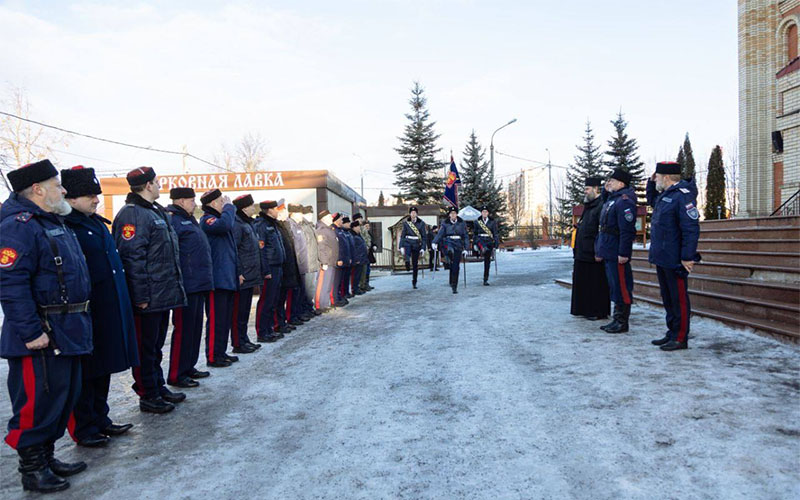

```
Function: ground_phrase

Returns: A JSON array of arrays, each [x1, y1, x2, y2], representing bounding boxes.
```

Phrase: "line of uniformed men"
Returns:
[[0, 161, 377, 493]]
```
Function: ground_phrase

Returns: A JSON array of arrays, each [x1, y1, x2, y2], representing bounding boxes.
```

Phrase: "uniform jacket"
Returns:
[[573, 195, 603, 263], [400, 217, 427, 250], [112, 192, 186, 312], [474, 217, 500, 249], [65, 209, 139, 376], [595, 187, 637, 260], [434, 217, 470, 253], [315, 221, 339, 267], [234, 210, 263, 289], [334, 225, 352, 267], [300, 219, 321, 271], [288, 218, 310, 274], [647, 178, 701, 269], [277, 220, 300, 288], [200, 204, 239, 291], [254, 214, 286, 269], [0, 194, 93, 358], [351, 230, 368, 265], [166, 204, 214, 294], [362, 228, 377, 265]]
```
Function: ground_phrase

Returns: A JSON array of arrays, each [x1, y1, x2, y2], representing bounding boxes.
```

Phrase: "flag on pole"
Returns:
[[443, 155, 460, 208]]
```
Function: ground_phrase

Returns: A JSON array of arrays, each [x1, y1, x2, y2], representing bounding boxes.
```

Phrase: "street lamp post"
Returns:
[[490, 118, 518, 182], [546, 148, 552, 228]]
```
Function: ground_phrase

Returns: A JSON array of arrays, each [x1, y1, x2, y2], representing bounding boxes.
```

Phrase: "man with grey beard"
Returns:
[[1, 159, 92, 493], [570, 176, 610, 320]]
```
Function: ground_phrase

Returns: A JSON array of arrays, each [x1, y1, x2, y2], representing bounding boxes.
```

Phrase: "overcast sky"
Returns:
[[0, 0, 737, 203]]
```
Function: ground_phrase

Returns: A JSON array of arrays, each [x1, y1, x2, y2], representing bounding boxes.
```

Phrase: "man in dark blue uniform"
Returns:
[[113, 167, 187, 413], [62, 166, 138, 448], [231, 194, 263, 354], [332, 213, 351, 306], [340, 216, 356, 299], [275, 200, 301, 331], [350, 219, 369, 294], [595, 168, 637, 334], [199, 189, 240, 367], [314, 210, 339, 311], [253, 200, 286, 342], [166, 187, 213, 385], [474, 206, 500, 286], [433, 207, 470, 294], [1, 159, 91, 493], [647, 162, 701, 351], [399, 206, 427, 289]]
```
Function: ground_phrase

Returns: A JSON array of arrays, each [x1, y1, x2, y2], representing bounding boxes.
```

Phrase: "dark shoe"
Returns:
[[244, 341, 262, 350], [452, 287, 458, 294], [483, 281, 490, 286], [300, 314, 314, 321], [257, 334, 272, 342], [660, 341, 688, 351], [584, 316, 599, 321], [355, 290, 365, 295], [601, 304, 620, 331], [346, 293, 354, 299], [651, 335, 671, 346], [18, 445, 70, 493], [263, 333, 284, 343], [45, 442, 86, 477], [313, 309, 323, 315], [600, 320, 619, 332], [604, 322, 629, 334], [289, 319, 303, 326], [189, 369, 210, 379], [99, 423, 133, 437], [232, 345, 256, 354], [139, 397, 175, 414], [160, 389, 186, 404], [412, 283, 417, 289], [168, 377, 199, 388], [208, 359, 231, 367], [76, 433, 109, 448], [223, 353, 239, 362]]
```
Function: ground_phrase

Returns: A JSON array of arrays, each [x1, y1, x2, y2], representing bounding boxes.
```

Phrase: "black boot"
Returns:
[[18, 445, 70, 493], [605, 304, 630, 334], [45, 442, 86, 477], [661, 340, 688, 351], [651, 333, 670, 346], [452, 285, 458, 294], [600, 304, 620, 331]]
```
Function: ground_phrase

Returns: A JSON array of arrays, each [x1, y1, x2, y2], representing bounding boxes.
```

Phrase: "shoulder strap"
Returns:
[[33, 216, 69, 306]]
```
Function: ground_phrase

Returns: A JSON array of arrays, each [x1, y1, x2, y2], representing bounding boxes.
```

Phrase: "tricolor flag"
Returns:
[[443, 155, 460, 208]]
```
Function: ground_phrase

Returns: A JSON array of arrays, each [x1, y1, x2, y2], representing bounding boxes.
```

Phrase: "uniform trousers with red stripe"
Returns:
[[132, 311, 170, 400], [69, 373, 111, 442], [276, 287, 290, 327], [314, 267, 334, 310], [256, 266, 283, 336], [350, 264, 363, 293], [231, 287, 255, 348], [656, 266, 691, 343], [168, 292, 207, 384], [206, 289, 235, 363], [5, 355, 81, 450], [604, 260, 634, 306]]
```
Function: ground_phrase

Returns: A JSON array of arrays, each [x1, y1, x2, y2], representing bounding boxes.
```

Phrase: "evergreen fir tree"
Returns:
[[564, 120, 604, 206], [377, 191, 385, 207], [459, 130, 487, 209], [392, 82, 443, 205], [484, 155, 509, 240], [682, 133, 696, 180], [704, 145, 726, 220], [676, 145, 685, 169], [604, 111, 645, 198]]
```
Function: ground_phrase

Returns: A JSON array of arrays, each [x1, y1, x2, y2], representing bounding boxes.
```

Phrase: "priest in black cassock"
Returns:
[[570, 176, 610, 320]]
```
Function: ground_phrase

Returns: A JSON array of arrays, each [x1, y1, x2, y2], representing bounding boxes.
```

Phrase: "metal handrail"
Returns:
[[770, 187, 800, 216]]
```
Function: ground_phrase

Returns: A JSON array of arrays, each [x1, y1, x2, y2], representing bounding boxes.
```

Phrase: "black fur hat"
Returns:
[[61, 166, 102, 198], [8, 159, 59, 192]]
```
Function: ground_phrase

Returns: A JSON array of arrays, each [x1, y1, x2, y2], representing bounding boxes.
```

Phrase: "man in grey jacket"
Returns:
[[288, 204, 313, 322], [301, 206, 322, 314]]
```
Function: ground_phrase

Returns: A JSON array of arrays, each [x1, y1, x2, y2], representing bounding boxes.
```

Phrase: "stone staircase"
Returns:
[[630, 215, 800, 344]]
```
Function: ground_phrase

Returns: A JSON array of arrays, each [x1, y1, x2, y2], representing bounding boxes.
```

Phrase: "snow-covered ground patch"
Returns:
[[1, 249, 798, 499]]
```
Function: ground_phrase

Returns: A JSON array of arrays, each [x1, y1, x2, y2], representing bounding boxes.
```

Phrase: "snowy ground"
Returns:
[[1, 249, 798, 499]]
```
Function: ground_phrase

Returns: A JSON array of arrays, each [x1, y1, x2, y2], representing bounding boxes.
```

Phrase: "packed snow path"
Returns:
[[1, 249, 798, 499]]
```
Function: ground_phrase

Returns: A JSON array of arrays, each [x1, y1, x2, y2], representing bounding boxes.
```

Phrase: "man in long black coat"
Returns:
[[570, 176, 610, 320], [62, 166, 139, 447]]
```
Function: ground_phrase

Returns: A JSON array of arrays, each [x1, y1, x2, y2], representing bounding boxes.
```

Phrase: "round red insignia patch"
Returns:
[[0, 247, 19, 268], [121, 224, 136, 241], [205, 217, 217, 225], [259, 240, 265, 249]]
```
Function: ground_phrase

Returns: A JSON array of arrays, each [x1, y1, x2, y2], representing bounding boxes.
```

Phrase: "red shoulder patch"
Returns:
[[15, 212, 32, 223], [121, 224, 136, 241], [259, 240, 265, 249], [205, 217, 217, 225], [0, 247, 19, 269]]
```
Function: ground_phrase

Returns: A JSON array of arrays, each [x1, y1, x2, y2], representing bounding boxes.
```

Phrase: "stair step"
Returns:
[[631, 267, 800, 304], [630, 256, 800, 281], [633, 279, 800, 326], [633, 248, 799, 267], [554, 278, 800, 343], [698, 226, 800, 240], [697, 239, 800, 253], [700, 215, 800, 229]]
